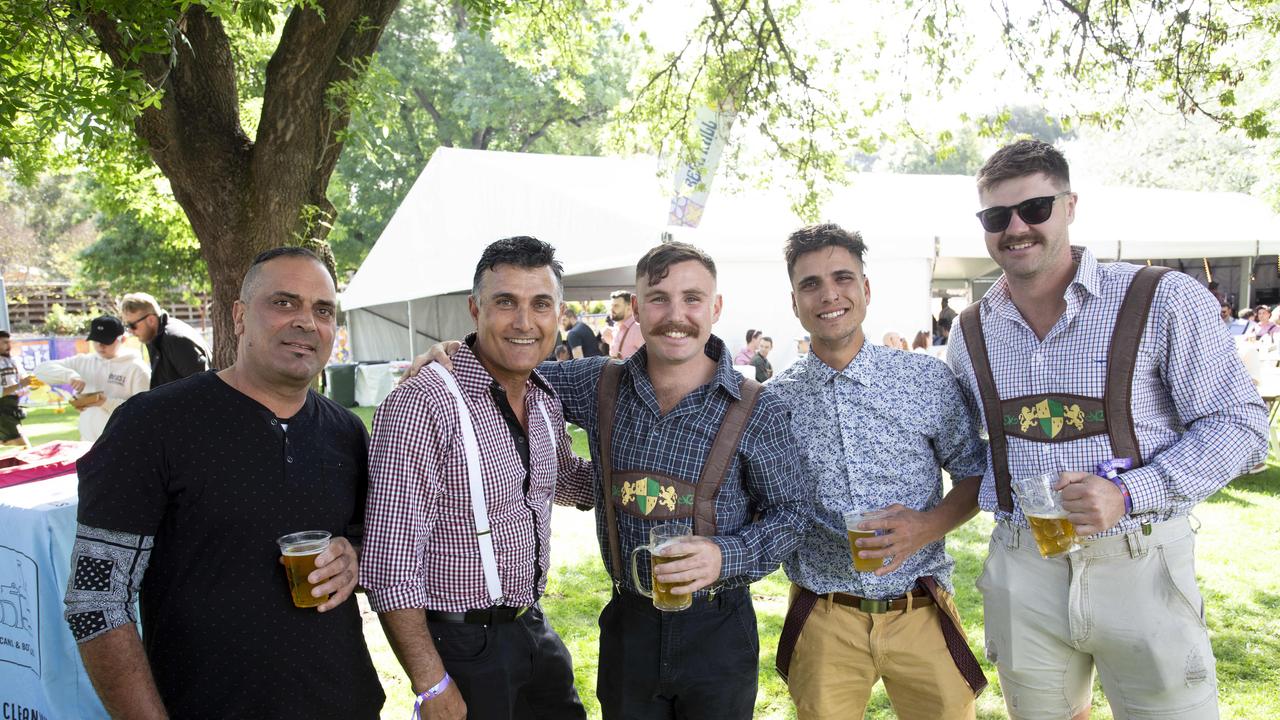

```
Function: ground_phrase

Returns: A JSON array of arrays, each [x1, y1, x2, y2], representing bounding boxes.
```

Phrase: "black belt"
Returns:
[[426, 604, 533, 625]]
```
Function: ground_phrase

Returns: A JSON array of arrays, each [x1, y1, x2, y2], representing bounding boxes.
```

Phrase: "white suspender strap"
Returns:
[[536, 401, 556, 461], [429, 363, 504, 605]]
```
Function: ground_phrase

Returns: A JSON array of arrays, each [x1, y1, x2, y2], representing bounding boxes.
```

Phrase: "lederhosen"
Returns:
[[959, 265, 1170, 515], [595, 360, 762, 592]]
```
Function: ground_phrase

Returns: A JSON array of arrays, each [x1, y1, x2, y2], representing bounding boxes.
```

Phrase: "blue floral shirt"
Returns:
[[770, 343, 986, 597]]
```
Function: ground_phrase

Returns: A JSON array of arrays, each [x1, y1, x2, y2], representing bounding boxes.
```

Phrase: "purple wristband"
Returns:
[[412, 673, 452, 720], [1095, 458, 1134, 515]]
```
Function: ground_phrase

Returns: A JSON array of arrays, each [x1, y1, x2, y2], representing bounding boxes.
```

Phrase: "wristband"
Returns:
[[1095, 458, 1134, 515], [411, 672, 452, 719]]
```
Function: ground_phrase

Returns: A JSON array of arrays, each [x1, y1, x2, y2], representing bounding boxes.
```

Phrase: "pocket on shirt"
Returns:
[[432, 623, 495, 663]]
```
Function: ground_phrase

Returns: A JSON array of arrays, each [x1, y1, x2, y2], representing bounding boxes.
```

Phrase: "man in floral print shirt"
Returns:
[[770, 223, 988, 720]]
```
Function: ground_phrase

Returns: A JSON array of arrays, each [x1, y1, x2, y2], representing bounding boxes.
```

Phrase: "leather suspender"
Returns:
[[693, 378, 763, 536], [1104, 267, 1170, 469], [960, 266, 1169, 512], [598, 362, 626, 579], [958, 304, 1015, 512], [596, 361, 764, 579]]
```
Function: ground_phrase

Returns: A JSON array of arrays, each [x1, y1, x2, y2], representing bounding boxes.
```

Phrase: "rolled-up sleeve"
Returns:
[[360, 383, 449, 613]]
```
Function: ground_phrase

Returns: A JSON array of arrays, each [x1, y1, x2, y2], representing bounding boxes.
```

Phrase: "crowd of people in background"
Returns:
[[0, 292, 211, 446]]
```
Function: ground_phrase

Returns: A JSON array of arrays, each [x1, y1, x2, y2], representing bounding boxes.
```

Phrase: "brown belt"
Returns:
[[826, 590, 934, 614]]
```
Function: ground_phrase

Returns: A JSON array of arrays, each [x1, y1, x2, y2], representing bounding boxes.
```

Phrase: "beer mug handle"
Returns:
[[630, 545, 654, 599]]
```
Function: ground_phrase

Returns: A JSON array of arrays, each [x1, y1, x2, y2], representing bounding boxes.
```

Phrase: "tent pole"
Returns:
[[407, 300, 415, 360], [1239, 256, 1253, 309]]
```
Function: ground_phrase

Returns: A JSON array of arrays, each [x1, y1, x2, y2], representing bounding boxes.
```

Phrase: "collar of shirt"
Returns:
[[455, 334, 558, 404], [795, 340, 882, 388], [620, 334, 743, 415], [981, 245, 1100, 337]]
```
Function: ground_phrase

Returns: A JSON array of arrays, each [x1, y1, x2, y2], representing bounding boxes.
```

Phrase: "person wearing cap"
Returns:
[[35, 316, 150, 442]]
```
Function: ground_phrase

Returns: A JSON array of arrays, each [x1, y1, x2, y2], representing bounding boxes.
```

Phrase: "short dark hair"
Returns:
[[471, 236, 563, 298], [610, 290, 633, 303], [635, 241, 716, 288], [760, 336, 772, 344], [0, 330, 9, 339], [561, 304, 578, 319], [744, 328, 761, 344], [977, 139, 1070, 192], [240, 246, 331, 302], [784, 223, 867, 279]]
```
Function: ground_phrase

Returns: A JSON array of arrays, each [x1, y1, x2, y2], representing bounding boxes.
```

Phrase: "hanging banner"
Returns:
[[667, 104, 735, 228]]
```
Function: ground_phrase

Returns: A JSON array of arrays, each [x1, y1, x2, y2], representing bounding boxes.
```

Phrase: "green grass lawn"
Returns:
[[34, 405, 1273, 718]]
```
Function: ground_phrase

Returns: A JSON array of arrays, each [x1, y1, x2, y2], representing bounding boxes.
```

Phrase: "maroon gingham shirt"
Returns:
[[361, 341, 589, 612]]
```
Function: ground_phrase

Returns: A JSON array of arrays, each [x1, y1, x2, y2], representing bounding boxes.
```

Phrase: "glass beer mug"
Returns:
[[630, 523, 693, 611], [1012, 472, 1082, 558]]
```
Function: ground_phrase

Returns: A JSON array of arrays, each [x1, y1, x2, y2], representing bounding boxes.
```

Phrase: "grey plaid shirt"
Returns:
[[948, 246, 1267, 536], [541, 335, 809, 595]]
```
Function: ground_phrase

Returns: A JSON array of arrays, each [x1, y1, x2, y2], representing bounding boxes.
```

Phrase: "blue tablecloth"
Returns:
[[0, 474, 108, 719]]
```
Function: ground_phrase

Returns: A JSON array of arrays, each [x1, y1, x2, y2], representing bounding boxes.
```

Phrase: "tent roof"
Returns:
[[343, 148, 1280, 310]]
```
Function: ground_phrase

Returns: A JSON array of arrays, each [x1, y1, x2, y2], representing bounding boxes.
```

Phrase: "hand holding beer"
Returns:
[[277, 531, 360, 612], [1055, 471, 1126, 537], [852, 504, 947, 576], [844, 510, 891, 572], [1012, 473, 1082, 558]]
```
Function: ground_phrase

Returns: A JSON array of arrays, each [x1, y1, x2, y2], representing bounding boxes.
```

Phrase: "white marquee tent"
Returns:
[[342, 147, 1280, 371]]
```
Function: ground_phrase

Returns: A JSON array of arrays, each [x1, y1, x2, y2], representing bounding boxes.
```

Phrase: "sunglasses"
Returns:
[[976, 191, 1072, 233], [125, 313, 155, 330]]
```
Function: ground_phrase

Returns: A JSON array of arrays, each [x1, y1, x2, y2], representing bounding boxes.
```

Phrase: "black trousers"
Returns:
[[430, 606, 586, 720], [597, 587, 759, 720]]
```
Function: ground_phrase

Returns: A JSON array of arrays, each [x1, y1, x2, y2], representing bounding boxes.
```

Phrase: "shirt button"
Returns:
[[270, 419, 278, 425], [286, 456, 294, 463]]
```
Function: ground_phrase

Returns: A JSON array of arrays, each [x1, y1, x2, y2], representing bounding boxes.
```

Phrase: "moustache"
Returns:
[[652, 322, 699, 337]]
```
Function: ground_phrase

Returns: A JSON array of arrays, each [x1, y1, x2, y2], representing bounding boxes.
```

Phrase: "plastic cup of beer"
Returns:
[[629, 523, 693, 611], [1012, 473, 1082, 558], [277, 530, 332, 608], [844, 510, 890, 572]]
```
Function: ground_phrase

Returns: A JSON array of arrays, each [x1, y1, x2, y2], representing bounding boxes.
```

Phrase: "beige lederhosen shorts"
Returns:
[[979, 517, 1218, 720]]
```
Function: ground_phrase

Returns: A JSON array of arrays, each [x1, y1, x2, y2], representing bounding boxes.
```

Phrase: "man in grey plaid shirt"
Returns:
[[949, 139, 1267, 719]]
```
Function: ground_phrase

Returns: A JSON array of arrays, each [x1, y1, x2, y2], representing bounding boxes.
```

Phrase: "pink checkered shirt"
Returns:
[[361, 341, 590, 612]]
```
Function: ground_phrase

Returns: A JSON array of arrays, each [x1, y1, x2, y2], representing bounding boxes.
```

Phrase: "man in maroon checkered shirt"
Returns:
[[361, 237, 592, 720]]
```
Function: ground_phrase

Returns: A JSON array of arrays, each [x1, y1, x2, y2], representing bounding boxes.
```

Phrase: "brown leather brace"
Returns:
[[1104, 266, 1170, 469], [960, 265, 1169, 512], [596, 360, 763, 579]]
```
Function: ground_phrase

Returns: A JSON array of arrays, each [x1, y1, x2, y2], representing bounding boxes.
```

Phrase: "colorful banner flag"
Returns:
[[667, 104, 735, 228]]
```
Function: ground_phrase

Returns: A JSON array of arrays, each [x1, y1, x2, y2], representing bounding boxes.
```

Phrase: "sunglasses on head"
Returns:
[[976, 191, 1072, 233]]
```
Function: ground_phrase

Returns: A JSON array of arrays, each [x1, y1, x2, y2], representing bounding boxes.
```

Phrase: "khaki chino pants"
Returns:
[[785, 584, 976, 720]]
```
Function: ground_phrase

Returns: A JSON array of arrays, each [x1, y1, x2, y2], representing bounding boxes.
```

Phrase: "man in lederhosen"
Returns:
[[949, 139, 1267, 719], [543, 241, 807, 718], [769, 223, 990, 719], [413, 241, 808, 719]]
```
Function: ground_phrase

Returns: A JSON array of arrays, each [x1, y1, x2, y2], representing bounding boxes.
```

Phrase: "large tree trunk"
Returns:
[[86, 1, 400, 368]]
